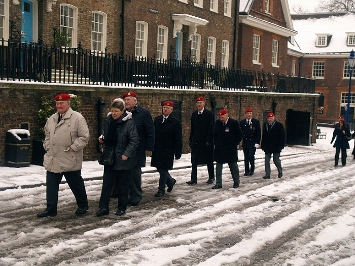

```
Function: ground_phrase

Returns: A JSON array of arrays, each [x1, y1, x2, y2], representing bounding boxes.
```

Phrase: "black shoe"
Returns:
[[37, 210, 57, 218], [233, 184, 239, 188], [262, 175, 270, 179], [243, 172, 249, 176], [248, 171, 254, 176], [186, 180, 197, 185], [115, 210, 126, 216], [75, 206, 89, 215], [278, 172, 283, 178], [154, 191, 165, 197], [167, 179, 176, 192], [212, 185, 222, 189], [206, 179, 214, 184], [96, 208, 109, 217]]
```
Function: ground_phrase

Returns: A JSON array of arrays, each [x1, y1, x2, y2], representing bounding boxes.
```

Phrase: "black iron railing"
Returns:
[[0, 39, 315, 93]]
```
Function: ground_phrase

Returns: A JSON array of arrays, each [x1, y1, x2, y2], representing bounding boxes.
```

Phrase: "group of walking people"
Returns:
[[37, 92, 286, 218]]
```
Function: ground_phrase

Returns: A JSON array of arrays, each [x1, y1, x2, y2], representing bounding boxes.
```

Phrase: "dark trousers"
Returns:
[[157, 168, 175, 193], [215, 162, 239, 187], [191, 163, 214, 182], [128, 167, 143, 204], [99, 167, 131, 211], [46, 170, 88, 213], [265, 153, 282, 176], [335, 147, 347, 166], [243, 147, 256, 173]]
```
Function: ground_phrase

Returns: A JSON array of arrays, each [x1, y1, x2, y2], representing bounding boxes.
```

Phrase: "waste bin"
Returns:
[[5, 129, 30, 167]]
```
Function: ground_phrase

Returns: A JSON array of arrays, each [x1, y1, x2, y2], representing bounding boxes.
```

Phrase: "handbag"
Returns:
[[98, 146, 115, 166]]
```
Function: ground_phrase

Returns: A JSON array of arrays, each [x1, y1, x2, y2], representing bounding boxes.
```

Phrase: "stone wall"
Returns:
[[0, 82, 319, 165]]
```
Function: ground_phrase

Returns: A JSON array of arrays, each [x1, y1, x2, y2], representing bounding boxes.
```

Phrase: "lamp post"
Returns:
[[345, 50, 355, 124]]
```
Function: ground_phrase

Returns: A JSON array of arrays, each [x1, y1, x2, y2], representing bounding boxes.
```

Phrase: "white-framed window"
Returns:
[[312, 61, 325, 78], [291, 60, 296, 76], [135, 21, 148, 58], [340, 92, 355, 117], [343, 61, 355, 78], [60, 4, 78, 48], [0, 0, 9, 41], [179, 0, 188, 3], [210, 0, 218, 12], [91, 11, 107, 52], [316, 34, 328, 47], [272, 39, 278, 66], [157, 25, 168, 61], [194, 0, 203, 8], [265, 0, 270, 13], [191, 33, 201, 62], [347, 33, 355, 46], [224, 0, 231, 17], [253, 34, 260, 63], [341, 92, 355, 104], [207, 37, 216, 65], [221, 40, 229, 68]]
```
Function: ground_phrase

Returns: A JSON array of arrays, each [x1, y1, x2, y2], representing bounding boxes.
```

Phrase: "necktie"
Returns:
[[198, 111, 201, 115], [162, 117, 166, 123], [268, 124, 272, 131], [248, 120, 250, 125], [58, 114, 62, 123]]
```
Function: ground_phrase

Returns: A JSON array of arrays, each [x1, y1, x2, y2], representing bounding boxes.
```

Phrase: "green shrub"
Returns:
[[36, 94, 82, 140]]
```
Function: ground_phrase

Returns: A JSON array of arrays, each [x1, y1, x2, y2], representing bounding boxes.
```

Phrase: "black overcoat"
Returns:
[[261, 120, 285, 153], [331, 123, 350, 149], [240, 118, 261, 149], [151, 114, 182, 169], [189, 109, 214, 164], [213, 118, 242, 163], [129, 105, 155, 167]]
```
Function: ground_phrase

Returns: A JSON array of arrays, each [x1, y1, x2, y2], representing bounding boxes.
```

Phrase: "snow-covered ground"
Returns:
[[1, 126, 355, 265]]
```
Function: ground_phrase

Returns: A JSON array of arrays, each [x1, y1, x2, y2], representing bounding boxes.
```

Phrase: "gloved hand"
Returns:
[[145, 150, 152, 157], [255, 144, 260, 148]]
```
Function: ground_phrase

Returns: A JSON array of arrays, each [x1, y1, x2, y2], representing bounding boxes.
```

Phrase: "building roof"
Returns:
[[239, 0, 295, 38], [290, 12, 355, 56]]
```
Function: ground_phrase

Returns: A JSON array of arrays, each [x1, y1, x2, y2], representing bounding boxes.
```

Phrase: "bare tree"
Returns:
[[291, 4, 311, 14], [318, 0, 355, 12]]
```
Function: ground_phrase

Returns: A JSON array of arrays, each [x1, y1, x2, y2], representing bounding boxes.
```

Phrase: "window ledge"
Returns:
[[253, 61, 261, 65], [272, 64, 279, 68]]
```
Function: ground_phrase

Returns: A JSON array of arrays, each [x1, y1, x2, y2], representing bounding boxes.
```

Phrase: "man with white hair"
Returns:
[[37, 93, 90, 218]]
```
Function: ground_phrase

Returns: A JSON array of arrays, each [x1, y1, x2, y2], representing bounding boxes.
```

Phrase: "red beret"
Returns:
[[267, 112, 275, 117], [162, 100, 174, 107], [54, 93, 70, 101], [122, 91, 137, 99], [218, 109, 228, 116], [245, 107, 252, 113], [196, 96, 205, 102]]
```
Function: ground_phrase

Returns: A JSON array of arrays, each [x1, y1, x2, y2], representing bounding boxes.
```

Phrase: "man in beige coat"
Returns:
[[37, 93, 90, 218]]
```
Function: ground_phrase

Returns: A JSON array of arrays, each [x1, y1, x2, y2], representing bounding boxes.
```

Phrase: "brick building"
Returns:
[[290, 12, 355, 125], [238, 0, 296, 75], [5, 0, 297, 74]]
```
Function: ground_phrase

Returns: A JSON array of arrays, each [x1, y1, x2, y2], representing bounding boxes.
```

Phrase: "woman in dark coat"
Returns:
[[96, 98, 139, 217], [331, 117, 351, 166], [151, 100, 182, 197]]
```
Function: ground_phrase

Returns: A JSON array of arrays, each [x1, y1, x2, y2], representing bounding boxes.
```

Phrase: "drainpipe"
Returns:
[[232, 0, 240, 68]]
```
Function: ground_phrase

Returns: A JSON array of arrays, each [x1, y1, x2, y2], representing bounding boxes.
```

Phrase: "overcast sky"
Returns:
[[287, 0, 322, 13]]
